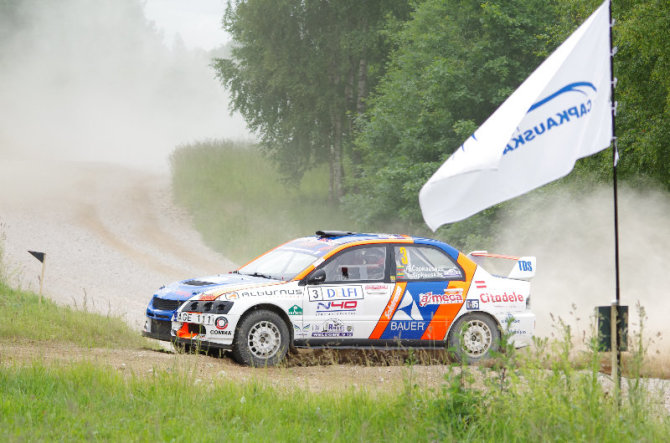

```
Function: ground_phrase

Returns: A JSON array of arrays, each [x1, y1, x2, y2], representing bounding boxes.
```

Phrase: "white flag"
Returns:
[[420, 0, 613, 230]]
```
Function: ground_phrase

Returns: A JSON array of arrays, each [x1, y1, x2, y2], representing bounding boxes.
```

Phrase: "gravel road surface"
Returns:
[[0, 160, 234, 330]]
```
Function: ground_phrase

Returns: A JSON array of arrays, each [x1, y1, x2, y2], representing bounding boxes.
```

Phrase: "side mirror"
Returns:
[[306, 269, 326, 285]]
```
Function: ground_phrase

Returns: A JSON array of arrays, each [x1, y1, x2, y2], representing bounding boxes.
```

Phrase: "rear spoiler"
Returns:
[[467, 251, 536, 280]]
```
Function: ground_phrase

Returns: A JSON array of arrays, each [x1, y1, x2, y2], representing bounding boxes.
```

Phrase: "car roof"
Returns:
[[310, 231, 460, 259]]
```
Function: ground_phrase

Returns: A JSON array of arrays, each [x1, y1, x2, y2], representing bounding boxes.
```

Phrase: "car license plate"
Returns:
[[175, 311, 216, 325]]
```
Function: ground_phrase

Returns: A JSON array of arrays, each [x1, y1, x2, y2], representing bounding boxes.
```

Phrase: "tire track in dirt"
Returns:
[[0, 160, 232, 329], [129, 182, 229, 273], [74, 202, 185, 277]]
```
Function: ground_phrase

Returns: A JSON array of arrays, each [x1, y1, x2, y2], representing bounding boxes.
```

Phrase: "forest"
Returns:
[[214, 0, 669, 243]]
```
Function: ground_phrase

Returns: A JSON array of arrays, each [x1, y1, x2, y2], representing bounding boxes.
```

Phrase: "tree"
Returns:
[[213, 0, 410, 201], [346, 0, 559, 232], [540, 0, 670, 190], [614, 0, 670, 188]]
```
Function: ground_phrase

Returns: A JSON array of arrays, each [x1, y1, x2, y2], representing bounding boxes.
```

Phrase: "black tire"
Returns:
[[232, 310, 289, 367], [447, 313, 500, 364]]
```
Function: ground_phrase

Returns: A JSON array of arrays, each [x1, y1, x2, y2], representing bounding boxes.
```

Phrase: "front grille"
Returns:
[[151, 319, 172, 336], [152, 297, 182, 311]]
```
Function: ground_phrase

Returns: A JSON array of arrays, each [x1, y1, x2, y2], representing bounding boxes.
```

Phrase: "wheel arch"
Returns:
[[236, 303, 295, 345]]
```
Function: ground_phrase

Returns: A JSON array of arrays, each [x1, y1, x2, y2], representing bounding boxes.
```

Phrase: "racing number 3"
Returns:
[[398, 247, 409, 265]]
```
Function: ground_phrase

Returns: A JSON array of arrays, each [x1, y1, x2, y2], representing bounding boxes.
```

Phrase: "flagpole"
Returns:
[[608, 0, 622, 392]]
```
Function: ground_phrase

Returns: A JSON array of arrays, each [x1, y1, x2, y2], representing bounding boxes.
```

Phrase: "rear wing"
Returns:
[[467, 251, 536, 280]]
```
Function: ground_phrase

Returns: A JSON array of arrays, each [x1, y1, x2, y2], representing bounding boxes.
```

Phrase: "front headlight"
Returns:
[[183, 300, 234, 314]]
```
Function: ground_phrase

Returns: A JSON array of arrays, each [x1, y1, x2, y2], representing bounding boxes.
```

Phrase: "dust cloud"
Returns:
[[0, 0, 244, 327], [0, 0, 249, 171], [494, 185, 670, 354]]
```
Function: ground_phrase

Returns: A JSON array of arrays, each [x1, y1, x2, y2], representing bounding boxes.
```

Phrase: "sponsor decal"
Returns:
[[397, 264, 461, 280], [389, 321, 427, 332], [311, 319, 353, 337], [517, 260, 533, 272], [215, 316, 229, 330], [465, 299, 480, 310], [225, 288, 303, 300], [288, 305, 303, 315], [308, 286, 364, 301], [364, 284, 389, 296], [293, 323, 310, 335], [480, 291, 524, 304], [502, 314, 521, 325], [316, 300, 358, 315], [210, 329, 232, 336], [475, 280, 487, 289], [509, 329, 527, 335], [384, 285, 404, 320], [418, 288, 463, 307], [502, 82, 597, 156], [392, 290, 423, 321], [381, 318, 429, 339]]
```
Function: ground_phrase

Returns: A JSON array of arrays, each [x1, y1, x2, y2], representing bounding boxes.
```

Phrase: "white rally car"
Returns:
[[171, 231, 536, 366]]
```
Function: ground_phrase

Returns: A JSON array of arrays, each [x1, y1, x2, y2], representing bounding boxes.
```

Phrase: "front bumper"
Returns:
[[174, 336, 232, 351], [142, 318, 173, 341]]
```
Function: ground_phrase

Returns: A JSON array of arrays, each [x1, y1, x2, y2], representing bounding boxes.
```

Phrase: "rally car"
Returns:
[[160, 231, 536, 366]]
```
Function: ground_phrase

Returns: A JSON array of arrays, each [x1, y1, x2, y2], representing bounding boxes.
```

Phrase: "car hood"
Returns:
[[155, 273, 280, 301]]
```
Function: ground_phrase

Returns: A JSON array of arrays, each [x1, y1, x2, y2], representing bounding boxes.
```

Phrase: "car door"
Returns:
[[377, 245, 466, 341], [302, 244, 392, 344]]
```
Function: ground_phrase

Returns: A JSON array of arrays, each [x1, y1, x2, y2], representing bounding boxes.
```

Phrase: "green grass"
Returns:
[[0, 281, 668, 440], [0, 363, 435, 441], [1, 355, 668, 441], [0, 281, 149, 349], [170, 139, 358, 263]]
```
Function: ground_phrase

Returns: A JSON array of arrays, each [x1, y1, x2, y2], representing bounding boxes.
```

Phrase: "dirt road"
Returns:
[[0, 160, 234, 329]]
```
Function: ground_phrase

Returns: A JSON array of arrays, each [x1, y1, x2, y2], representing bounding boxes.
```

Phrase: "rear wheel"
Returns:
[[447, 313, 500, 363], [232, 310, 289, 367]]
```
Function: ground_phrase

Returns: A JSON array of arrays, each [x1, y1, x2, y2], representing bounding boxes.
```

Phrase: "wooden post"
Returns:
[[27, 251, 46, 305], [39, 255, 46, 304]]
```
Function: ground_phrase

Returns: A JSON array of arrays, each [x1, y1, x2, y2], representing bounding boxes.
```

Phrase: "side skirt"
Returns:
[[293, 339, 445, 349]]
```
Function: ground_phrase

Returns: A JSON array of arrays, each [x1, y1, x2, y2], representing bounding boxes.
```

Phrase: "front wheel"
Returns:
[[232, 310, 289, 367], [447, 313, 500, 364]]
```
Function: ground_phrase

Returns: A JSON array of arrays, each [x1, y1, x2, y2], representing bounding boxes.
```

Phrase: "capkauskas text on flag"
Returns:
[[419, 0, 613, 230]]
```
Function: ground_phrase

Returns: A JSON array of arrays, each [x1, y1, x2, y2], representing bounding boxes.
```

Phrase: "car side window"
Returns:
[[394, 245, 463, 281], [320, 246, 387, 283]]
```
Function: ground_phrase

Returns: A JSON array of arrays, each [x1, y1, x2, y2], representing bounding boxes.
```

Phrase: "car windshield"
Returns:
[[238, 240, 329, 281]]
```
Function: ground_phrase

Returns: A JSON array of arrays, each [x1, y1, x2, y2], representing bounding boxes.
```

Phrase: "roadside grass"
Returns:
[[1, 346, 668, 441], [0, 362, 438, 441], [0, 281, 149, 349], [0, 280, 667, 440], [170, 139, 357, 264]]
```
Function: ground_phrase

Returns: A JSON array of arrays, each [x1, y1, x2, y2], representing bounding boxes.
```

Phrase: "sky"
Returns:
[[142, 0, 230, 50]]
